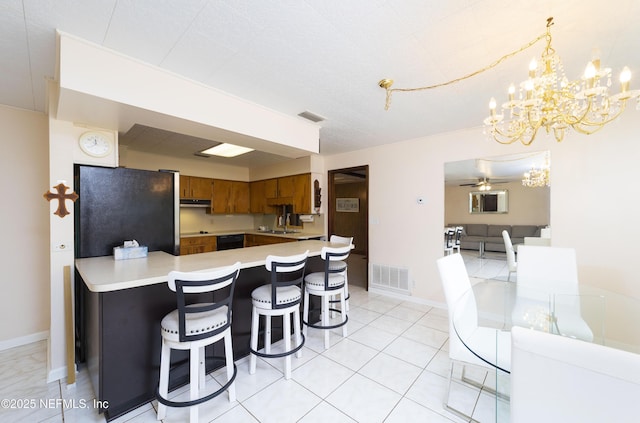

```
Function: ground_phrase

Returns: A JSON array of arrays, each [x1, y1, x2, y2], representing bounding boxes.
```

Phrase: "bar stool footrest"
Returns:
[[249, 334, 305, 359], [156, 360, 237, 408], [303, 311, 348, 330]]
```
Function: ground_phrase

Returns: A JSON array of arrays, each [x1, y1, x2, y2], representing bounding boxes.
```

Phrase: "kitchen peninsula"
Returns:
[[75, 240, 330, 421]]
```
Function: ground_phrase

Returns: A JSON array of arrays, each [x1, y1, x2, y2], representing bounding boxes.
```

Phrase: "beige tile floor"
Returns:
[[0, 250, 508, 423]]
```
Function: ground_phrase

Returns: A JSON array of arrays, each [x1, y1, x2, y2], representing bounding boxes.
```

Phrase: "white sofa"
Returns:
[[510, 326, 640, 422]]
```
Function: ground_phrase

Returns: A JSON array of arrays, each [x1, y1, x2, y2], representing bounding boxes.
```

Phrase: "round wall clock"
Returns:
[[79, 131, 113, 157]]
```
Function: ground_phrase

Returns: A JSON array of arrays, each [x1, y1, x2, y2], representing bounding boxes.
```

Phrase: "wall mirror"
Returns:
[[469, 190, 508, 213], [444, 151, 550, 224]]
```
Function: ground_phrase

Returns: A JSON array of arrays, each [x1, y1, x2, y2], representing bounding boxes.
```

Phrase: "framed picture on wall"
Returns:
[[336, 198, 359, 212]]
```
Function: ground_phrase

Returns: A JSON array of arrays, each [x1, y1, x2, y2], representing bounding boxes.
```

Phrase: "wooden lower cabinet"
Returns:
[[180, 236, 216, 255], [244, 234, 296, 247]]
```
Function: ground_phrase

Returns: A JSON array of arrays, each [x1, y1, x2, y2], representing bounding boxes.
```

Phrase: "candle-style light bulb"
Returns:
[[529, 59, 537, 78], [489, 97, 497, 116], [620, 66, 631, 93], [524, 79, 534, 100], [508, 83, 515, 101], [584, 62, 596, 89], [591, 48, 601, 72]]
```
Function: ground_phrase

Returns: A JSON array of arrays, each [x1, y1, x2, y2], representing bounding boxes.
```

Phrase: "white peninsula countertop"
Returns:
[[75, 240, 331, 293]]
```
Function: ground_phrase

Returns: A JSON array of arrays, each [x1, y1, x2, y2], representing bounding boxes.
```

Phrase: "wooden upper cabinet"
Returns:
[[264, 178, 278, 198], [260, 173, 312, 214], [181, 173, 309, 214], [276, 176, 296, 198], [211, 179, 249, 214], [292, 173, 311, 214], [250, 180, 267, 213], [180, 175, 212, 199], [211, 179, 232, 213], [231, 181, 250, 213]]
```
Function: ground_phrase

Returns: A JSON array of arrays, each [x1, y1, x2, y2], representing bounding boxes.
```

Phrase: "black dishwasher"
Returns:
[[217, 234, 245, 250]]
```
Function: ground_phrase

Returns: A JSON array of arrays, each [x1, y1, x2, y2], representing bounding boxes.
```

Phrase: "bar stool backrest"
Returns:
[[320, 245, 351, 291], [264, 251, 308, 309], [329, 234, 354, 249], [167, 262, 240, 342]]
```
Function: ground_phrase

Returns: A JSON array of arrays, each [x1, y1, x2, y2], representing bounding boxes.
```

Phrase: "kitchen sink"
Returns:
[[269, 230, 299, 234]]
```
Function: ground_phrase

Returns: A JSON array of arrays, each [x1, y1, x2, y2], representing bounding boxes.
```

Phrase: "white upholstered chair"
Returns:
[[501, 230, 517, 281], [157, 263, 240, 423], [436, 254, 511, 421], [511, 326, 640, 423], [514, 246, 593, 342]]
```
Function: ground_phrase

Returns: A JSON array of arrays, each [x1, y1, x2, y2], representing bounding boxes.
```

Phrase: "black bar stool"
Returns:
[[249, 251, 308, 379], [303, 245, 351, 349], [156, 262, 240, 423]]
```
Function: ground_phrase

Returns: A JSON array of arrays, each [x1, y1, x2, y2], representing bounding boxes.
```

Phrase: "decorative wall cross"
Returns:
[[44, 183, 79, 218]]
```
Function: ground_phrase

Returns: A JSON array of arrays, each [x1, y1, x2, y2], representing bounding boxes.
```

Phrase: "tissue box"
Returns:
[[113, 246, 148, 260]]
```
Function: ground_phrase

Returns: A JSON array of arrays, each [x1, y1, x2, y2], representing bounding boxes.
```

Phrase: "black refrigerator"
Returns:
[[74, 165, 180, 258], [74, 165, 180, 365]]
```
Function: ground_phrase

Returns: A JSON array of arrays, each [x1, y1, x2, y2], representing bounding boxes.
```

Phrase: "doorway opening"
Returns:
[[328, 165, 369, 290]]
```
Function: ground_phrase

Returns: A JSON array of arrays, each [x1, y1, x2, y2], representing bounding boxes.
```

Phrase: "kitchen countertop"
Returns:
[[75, 239, 332, 293], [180, 229, 325, 240]]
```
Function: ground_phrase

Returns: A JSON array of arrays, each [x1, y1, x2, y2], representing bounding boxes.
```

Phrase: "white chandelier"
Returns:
[[485, 17, 640, 145]]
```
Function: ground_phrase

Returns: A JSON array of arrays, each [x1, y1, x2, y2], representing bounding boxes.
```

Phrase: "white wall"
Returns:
[[0, 105, 50, 348], [324, 116, 640, 304]]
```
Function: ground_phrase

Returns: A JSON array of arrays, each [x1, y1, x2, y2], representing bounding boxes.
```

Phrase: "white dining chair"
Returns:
[[514, 246, 593, 342], [511, 326, 640, 423], [436, 254, 511, 421], [501, 230, 517, 281]]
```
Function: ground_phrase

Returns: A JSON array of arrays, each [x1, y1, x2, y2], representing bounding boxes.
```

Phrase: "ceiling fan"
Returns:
[[459, 177, 508, 188]]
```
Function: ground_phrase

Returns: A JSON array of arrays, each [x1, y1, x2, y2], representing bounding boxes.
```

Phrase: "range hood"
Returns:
[[179, 199, 211, 208]]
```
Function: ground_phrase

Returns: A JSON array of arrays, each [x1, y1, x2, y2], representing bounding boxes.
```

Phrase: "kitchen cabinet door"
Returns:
[[180, 236, 216, 255], [292, 173, 311, 214], [189, 177, 213, 199], [250, 180, 268, 213], [180, 175, 212, 199], [212, 179, 232, 213], [244, 234, 296, 247], [231, 181, 250, 213], [212, 179, 249, 214], [264, 178, 278, 198], [277, 176, 296, 198], [179, 175, 190, 198]]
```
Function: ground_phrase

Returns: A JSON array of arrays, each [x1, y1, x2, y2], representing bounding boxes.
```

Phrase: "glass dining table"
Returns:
[[452, 279, 640, 422]]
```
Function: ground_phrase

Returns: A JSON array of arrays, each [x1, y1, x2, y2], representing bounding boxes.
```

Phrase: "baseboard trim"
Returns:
[[0, 330, 49, 352], [368, 286, 446, 310], [47, 365, 69, 383]]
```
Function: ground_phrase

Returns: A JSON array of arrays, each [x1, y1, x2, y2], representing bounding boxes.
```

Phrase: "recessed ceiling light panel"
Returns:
[[200, 143, 254, 157]]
